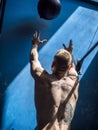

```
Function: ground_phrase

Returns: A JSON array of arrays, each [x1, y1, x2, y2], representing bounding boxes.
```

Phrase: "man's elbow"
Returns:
[[30, 63, 36, 77], [30, 66, 33, 77]]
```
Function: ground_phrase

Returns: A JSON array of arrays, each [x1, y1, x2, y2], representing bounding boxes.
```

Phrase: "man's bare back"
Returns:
[[30, 31, 79, 130], [34, 70, 79, 130]]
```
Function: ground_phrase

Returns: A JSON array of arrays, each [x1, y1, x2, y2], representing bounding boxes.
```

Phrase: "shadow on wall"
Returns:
[[0, 17, 47, 129], [0, 17, 47, 85]]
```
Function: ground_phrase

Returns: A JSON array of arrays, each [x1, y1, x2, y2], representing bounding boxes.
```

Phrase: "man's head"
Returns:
[[51, 49, 72, 75]]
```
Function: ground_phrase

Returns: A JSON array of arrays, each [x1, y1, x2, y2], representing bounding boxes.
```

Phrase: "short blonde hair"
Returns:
[[54, 49, 72, 71]]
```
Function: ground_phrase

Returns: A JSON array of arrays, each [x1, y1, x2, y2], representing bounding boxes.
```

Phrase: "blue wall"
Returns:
[[0, 0, 98, 129]]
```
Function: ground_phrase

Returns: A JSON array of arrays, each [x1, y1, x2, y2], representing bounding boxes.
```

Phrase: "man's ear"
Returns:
[[67, 64, 72, 72], [51, 61, 57, 72]]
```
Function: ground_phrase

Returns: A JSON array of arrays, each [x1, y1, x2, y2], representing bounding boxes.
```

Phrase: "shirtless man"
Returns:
[[30, 31, 79, 130]]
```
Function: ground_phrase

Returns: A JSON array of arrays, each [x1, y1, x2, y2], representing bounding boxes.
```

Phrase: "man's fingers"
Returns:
[[33, 32, 36, 38], [68, 39, 73, 53], [69, 39, 73, 47], [37, 31, 40, 39], [63, 43, 67, 50], [32, 31, 47, 45], [40, 39, 47, 44], [33, 31, 37, 39], [43, 39, 47, 42], [70, 39, 72, 43], [35, 31, 38, 37]]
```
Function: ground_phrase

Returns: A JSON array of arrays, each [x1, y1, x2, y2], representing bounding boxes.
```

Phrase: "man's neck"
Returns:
[[53, 71, 66, 79]]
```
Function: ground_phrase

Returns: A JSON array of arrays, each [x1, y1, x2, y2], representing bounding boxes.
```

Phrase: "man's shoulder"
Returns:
[[65, 76, 79, 88], [35, 69, 51, 80]]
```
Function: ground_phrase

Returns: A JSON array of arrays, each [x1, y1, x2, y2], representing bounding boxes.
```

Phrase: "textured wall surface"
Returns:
[[0, 0, 98, 130]]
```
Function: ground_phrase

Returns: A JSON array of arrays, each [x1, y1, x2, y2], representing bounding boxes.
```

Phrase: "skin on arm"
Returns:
[[66, 41, 79, 101], [30, 31, 47, 77], [63, 39, 78, 79]]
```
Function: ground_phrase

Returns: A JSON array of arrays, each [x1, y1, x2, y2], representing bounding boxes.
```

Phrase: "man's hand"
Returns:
[[63, 39, 73, 54], [32, 31, 47, 46], [63, 40, 77, 69]]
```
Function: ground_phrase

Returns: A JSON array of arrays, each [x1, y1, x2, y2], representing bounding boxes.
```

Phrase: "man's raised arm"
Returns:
[[30, 31, 47, 77], [63, 40, 78, 79]]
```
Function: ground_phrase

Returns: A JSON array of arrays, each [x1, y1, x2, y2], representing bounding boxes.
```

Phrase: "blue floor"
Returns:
[[0, 0, 98, 130]]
